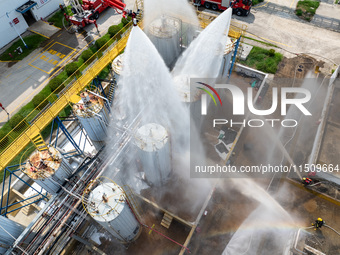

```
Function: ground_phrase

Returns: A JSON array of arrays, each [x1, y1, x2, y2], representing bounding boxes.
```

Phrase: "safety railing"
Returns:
[[196, 10, 247, 39], [0, 22, 134, 171], [0, 2, 235, 172]]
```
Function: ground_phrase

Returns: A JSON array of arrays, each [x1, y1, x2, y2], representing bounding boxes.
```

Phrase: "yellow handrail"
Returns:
[[0, 5, 243, 172], [0, 26, 131, 171]]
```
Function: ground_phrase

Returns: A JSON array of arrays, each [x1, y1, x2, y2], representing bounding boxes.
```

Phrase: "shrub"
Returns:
[[95, 36, 109, 49], [296, 9, 303, 16], [65, 62, 79, 76], [48, 77, 64, 92], [81, 49, 94, 62], [268, 49, 275, 57], [90, 45, 98, 53], [20, 108, 40, 122], [59, 105, 73, 118], [108, 25, 122, 38], [8, 113, 26, 131], [32, 93, 49, 110], [121, 17, 130, 26]]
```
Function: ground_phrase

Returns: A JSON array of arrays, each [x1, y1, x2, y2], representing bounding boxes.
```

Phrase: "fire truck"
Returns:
[[198, 0, 252, 16], [63, 0, 128, 29]]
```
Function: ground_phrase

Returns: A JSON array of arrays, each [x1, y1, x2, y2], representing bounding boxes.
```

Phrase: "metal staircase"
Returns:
[[31, 133, 48, 151], [161, 213, 173, 229], [107, 78, 117, 105], [123, 185, 142, 221], [0, 0, 243, 172]]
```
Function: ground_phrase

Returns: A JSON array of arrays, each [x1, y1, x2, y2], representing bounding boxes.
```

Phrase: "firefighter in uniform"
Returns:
[[312, 218, 324, 230]]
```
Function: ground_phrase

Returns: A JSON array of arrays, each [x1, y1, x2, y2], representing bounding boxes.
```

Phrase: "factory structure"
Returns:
[[0, 0, 62, 48], [0, 1, 340, 255]]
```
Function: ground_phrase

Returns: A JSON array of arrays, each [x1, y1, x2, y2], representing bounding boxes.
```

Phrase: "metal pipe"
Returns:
[[4, 173, 12, 215], [36, 160, 100, 255], [0, 168, 7, 213], [308, 67, 339, 165], [85, 89, 111, 109], [36, 199, 79, 255], [23, 160, 96, 253]]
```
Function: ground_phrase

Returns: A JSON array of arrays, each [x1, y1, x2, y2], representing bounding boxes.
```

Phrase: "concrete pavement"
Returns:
[[233, 1, 340, 66], [0, 0, 135, 127]]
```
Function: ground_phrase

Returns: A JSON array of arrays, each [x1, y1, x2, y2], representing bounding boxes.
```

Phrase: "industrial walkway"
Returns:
[[253, 2, 340, 33], [0, 7, 247, 171], [0, 30, 130, 171]]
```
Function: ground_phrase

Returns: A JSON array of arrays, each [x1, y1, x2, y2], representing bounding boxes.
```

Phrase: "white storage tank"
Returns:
[[173, 75, 202, 104], [0, 216, 25, 254], [111, 53, 125, 82], [219, 37, 235, 78], [147, 16, 182, 67], [135, 123, 171, 186], [86, 182, 141, 243], [73, 91, 109, 150], [23, 146, 73, 194]]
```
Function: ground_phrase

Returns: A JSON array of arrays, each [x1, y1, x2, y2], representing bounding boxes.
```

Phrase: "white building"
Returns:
[[0, 0, 62, 48]]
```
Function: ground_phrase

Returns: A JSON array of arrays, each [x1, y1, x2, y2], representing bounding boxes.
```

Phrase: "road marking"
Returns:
[[290, 0, 295, 8], [245, 32, 293, 47], [0, 33, 100, 123], [57, 34, 62, 37], [253, 0, 272, 8], [0, 60, 19, 63], [76, 30, 86, 38], [29, 29, 50, 39], [19, 76, 31, 85], [5, 73, 12, 78], [29, 42, 76, 74]]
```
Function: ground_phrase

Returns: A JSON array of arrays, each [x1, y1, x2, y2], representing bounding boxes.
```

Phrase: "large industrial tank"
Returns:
[[0, 216, 25, 254], [73, 91, 109, 150], [147, 16, 182, 67], [86, 182, 141, 243], [135, 123, 171, 186], [23, 146, 73, 194], [219, 37, 235, 78], [111, 53, 124, 82], [173, 75, 202, 104]]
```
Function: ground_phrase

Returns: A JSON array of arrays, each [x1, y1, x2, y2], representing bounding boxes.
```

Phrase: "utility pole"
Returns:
[[6, 12, 28, 49], [0, 103, 10, 121]]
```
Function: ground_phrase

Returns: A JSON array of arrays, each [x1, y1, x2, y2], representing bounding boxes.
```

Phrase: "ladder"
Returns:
[[107, 78, 117, 105], [31, 133, 48, 151], [123, 185, 142, 221], [161, 213, 173, 229]]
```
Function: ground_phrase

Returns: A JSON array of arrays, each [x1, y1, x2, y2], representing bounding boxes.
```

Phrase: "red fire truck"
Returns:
[[199, 0, 252, 16], [63, 0, 127, 29]]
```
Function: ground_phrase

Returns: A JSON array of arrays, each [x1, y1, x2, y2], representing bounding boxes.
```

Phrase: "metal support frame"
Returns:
[[0, 164, 48, 217], [93, 77, 112, 112], [228, 36, 241, 80], [50, 116, 85, 158]]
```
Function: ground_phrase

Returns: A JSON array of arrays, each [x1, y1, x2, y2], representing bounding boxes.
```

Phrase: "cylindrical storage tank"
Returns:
[[23, 147, 73, 194], [173, 75, 203, 125], [173, 75, 202, 104], [135, 123, 171, 186], [219, 37, 235, 78], [73, 91, 109, 150], [0, 216, 25, 254], [86, 182, 141, 243], [147, 16, 181, 67], [111, 53, 124, 82]]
